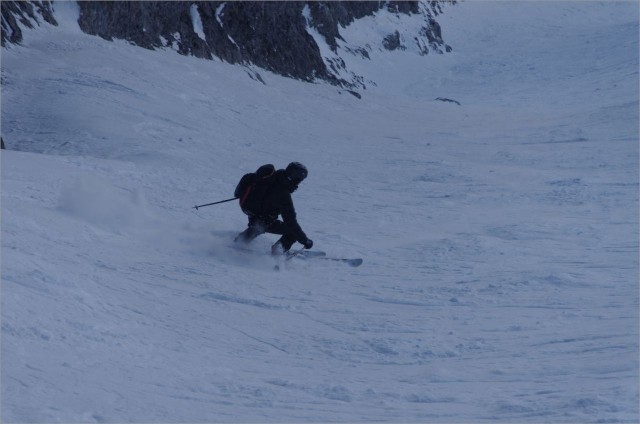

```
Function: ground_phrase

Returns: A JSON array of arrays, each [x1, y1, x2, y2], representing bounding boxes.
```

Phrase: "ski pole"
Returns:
[[193, 197, 238, 210]]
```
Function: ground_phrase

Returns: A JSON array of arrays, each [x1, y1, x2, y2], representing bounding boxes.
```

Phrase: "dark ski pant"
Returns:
[[235, 216, 297, 251]]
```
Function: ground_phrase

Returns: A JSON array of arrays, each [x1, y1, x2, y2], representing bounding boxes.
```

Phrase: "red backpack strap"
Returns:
[[240, 185, 253, 207]]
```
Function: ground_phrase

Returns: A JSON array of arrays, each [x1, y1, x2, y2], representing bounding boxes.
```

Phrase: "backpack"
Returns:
[[234, 164, 276, 215]]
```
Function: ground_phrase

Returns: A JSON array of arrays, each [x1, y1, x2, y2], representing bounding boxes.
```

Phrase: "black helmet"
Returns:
[[285, 162, 308, 184]]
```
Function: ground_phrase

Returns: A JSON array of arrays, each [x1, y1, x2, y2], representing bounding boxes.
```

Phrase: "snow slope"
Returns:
[[1, 1, 638, 422]]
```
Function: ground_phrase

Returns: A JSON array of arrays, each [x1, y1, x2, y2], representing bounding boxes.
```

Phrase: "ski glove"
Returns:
[[303, 238, 313, 249]]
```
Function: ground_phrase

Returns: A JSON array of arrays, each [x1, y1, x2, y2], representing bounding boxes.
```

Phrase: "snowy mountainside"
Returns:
[[303, 1, 450, 91], [1, 0, 451, 89], [0, 0, 56, 46], [1, 1, 639, 423]]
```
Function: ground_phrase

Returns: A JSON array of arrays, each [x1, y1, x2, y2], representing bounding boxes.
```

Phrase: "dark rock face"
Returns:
[[383, 31, 404, 51], [305, 2, 381, 51], [2, 1, 453, 86], [1, 0, 57, 46], [76, 1, 336, 82]]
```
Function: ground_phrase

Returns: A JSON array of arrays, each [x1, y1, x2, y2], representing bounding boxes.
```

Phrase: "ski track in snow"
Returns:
[[1, 2, 638, 422]]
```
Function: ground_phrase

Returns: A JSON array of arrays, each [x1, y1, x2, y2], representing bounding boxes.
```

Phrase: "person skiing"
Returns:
[[234, 162, 313, 255]]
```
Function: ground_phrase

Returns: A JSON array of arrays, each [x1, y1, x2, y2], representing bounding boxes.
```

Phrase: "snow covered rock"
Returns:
[[1, 1, 452, 88], [0, 0, 57, 46]]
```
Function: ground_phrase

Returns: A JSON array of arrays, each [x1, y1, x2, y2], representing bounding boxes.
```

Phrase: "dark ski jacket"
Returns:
[[249, 169, 308, 244]]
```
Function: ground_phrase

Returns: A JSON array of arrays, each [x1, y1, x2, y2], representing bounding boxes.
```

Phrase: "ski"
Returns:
[[286, 251, 362, 267], [231, 245, 361, 269], [285, 250, 326, 261], [315, 257, 363, 267]]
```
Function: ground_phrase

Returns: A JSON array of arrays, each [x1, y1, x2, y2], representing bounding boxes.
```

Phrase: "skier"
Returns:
[[234, 162, 313, 255]]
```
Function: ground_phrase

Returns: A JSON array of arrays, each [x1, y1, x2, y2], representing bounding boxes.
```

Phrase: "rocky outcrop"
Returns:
[[1, 0, 56, 46], [2, 1, 452, 87]]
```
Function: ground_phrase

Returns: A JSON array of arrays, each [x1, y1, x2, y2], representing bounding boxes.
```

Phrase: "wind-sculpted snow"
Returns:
[[1, 1, 638, 422]]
